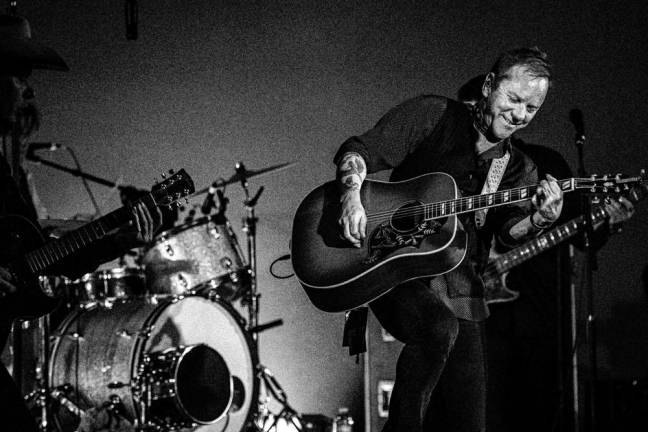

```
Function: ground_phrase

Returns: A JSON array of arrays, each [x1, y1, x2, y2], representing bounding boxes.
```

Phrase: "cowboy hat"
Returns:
[[0, 14, 68, 71]]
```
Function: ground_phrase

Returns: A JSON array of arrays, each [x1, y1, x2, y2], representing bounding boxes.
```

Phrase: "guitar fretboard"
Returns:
[[423, 178, 577, 220], [492, 205, 608, 274], [24, 194, 155, 274]]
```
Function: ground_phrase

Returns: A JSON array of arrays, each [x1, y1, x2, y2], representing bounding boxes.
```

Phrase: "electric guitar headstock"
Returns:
[[151, 169, 195, 209]]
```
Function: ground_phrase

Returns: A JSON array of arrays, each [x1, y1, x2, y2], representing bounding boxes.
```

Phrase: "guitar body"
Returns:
[[292, 172, 468, 312], [0, 215, 59, 320]]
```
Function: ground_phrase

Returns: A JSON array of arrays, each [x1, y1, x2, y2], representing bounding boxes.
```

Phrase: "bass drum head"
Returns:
[[49, 297, 257, 432], [145, 297, 258, 432]]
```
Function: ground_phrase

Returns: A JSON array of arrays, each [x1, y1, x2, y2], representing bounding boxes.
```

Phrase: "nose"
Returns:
[[511, 105, 525, 123]]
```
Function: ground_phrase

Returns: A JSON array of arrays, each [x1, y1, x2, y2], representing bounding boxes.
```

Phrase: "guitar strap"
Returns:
[[474, 151, 510, 229]]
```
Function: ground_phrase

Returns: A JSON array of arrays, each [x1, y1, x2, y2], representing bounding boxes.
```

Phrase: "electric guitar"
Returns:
[[291, 171, 643, 312], [484, 172, 647, 304], [0, 169, 194, 319]]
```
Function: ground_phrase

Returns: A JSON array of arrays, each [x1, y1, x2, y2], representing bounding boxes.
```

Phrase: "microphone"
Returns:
[[201, 182, 218, 215], [569, 108, 585, 146], [26, 142, 63, 160]]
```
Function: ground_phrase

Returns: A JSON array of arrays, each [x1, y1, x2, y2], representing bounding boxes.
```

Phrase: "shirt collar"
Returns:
[[476, 137, 511, 161]]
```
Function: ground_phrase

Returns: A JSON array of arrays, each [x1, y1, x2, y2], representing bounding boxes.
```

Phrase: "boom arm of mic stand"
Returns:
[[26, 153, 136, 191]]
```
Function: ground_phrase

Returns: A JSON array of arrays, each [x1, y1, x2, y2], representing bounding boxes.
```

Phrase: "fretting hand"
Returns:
[[532, 173, 564, 226]]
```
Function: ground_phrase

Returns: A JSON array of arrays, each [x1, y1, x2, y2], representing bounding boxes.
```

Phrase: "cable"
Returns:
[[269, 254, 293, 279]]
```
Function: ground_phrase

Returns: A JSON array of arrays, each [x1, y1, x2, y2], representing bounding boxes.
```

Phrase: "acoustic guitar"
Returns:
[[291, 171, 642, 312]]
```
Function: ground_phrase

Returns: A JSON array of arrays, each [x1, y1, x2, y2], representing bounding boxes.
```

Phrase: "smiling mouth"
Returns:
[[502, 117, 521, 128]]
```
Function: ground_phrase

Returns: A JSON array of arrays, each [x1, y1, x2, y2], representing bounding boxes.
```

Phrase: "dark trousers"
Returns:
[[371, 280, 487, 432]]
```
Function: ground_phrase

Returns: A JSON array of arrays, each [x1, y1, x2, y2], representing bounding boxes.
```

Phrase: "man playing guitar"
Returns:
[[0, 13, 161, 431], [335, 47, 564, 431]]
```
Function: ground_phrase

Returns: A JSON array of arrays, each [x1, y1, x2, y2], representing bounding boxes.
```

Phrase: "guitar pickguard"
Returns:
[[364, 219, 443, 265]]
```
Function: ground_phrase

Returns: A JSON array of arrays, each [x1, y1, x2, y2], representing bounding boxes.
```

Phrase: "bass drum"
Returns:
[[49, 296, 258, 431]]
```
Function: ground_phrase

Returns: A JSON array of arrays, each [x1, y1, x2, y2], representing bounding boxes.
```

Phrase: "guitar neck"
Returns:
[[423, 178, 580, 220], [492, 205, 609, 274], [23, 194, 155, 274]]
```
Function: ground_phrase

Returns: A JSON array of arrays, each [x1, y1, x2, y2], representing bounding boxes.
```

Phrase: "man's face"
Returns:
[[480, 65, 549, 141]]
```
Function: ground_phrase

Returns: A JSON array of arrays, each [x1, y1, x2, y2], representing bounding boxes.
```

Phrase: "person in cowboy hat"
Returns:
[[0, 13, 69, 431], [0, 13, 160, 430]]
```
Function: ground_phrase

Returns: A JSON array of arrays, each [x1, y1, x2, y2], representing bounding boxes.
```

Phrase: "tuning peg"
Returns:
[[169, 169, 175, 175]]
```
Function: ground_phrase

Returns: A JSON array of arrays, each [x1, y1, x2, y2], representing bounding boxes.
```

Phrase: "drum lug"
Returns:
[[116, 325, 154, 340], [208, 222, 221, 239], [176, 273, 188, 289], [64, 331, 84, 341]]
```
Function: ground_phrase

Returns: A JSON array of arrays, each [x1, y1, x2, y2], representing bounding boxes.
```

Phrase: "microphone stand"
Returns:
[[573, 126, 598, 432], [26, 152, 129, 190]]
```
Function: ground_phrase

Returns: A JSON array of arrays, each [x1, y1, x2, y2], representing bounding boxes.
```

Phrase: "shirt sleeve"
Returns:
[[333, 95, 448, 173]]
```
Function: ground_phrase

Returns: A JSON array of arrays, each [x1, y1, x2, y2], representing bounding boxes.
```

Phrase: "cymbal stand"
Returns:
[[237, 162, 264, 343]]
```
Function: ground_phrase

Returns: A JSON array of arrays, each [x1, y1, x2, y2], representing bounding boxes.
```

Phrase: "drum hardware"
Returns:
[[65, 267, 147, 309], [50, 386, 84, 417], [115, 325, 153, 340], [255, 366, 303, 432]]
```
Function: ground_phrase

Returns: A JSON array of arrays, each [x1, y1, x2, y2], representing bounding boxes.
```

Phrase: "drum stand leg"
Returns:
[[22, 315, 54, 431], [251, 365, 303, 432]]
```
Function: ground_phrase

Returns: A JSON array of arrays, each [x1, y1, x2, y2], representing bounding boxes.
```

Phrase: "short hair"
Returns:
[[489, 47, 552, 88]]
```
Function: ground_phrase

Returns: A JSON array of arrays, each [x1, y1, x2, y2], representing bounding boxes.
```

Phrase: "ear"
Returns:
[[482, 73, 495, 98]]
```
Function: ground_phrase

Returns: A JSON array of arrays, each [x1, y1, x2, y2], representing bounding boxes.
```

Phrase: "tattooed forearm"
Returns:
[[337, 152, 367, 192]]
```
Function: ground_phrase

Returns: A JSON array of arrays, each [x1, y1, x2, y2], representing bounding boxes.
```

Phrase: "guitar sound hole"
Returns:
[[390, 201, 423, 232]]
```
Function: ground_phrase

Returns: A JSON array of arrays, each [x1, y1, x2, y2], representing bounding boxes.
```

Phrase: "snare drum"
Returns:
[[66, 267, 146, 308], [143, 217, 248, 300], [49, 296, 258, 431]]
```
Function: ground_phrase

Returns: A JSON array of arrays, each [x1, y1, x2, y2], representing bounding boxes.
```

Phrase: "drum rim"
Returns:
[[72, 267, 144, 283], [149, 216, 233, 245]]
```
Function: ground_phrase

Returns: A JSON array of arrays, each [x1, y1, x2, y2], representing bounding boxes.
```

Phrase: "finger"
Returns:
[[359, 214, 367, 240], [618, 196, 635, 213], [546, 176, 561, 196], [132, 206, 141, 234], [342, 219, 352, 241], [139, 203, 153, 241]]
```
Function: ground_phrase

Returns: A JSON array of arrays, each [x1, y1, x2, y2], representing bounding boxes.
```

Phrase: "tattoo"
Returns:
[[337, 152, 366, 191]]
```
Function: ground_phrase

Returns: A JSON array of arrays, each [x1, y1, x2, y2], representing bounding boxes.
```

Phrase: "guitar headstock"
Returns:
[[575, 170, 647, 194], [151, 169, 195, 208]]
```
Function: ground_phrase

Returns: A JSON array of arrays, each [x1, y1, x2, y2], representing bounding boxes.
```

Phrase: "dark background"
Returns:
[[17, 0, 648, 426]]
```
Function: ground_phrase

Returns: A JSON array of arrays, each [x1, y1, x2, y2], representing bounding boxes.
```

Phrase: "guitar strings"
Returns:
[[362, 177, 626, 223]]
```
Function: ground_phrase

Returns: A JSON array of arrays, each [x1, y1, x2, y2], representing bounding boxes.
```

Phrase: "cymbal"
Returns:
[[193, 161, 296, 195]]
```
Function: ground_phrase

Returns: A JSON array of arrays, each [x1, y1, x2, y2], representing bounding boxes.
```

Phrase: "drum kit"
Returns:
[[5, 162, 301, 432]]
